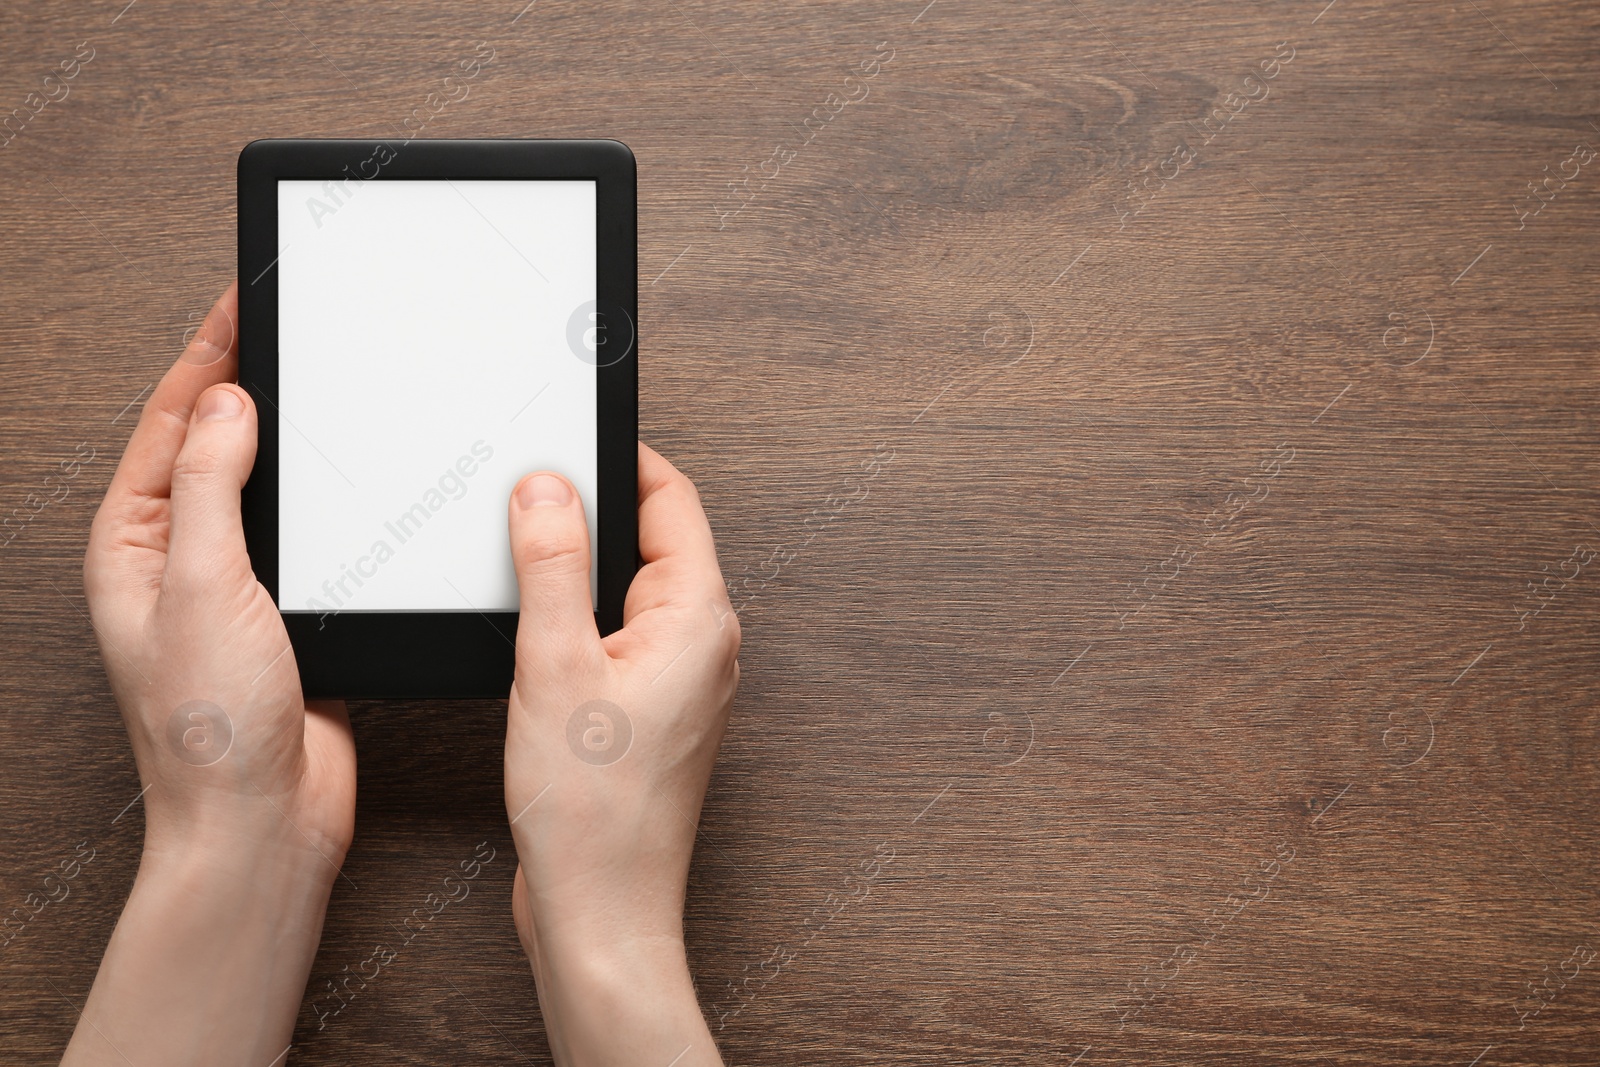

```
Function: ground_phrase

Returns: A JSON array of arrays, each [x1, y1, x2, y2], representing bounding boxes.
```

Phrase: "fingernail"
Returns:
[[518, 473, 571, 508], [198, 388, 243, 421]]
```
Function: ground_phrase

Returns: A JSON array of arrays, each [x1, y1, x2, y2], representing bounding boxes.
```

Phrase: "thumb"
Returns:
[[508, 471, 601, 681], [165, 383, 258, 596]]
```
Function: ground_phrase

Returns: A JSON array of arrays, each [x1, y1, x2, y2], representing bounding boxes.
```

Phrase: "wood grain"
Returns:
[[3, 0, 1599, 1063]]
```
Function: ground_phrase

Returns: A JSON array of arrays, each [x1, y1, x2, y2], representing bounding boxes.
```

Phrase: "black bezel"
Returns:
[[237, 138, 637, 699]]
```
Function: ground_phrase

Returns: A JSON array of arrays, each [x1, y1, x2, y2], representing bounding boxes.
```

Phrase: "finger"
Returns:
[[637, 442, 720, 567], [512, 864, 538, 962], [608, 443, 733, 654], [163, 383, 258, 595], [104, 280, 239, 508], [633, 438, 729, 588], [305, 699, 350, 738], [305, 699, 353, 757], [508, 471, 602, 680], [305, 699, 356, 785]]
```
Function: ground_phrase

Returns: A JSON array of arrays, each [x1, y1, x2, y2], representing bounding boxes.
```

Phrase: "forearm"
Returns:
[[62, 840, 336, 1066]]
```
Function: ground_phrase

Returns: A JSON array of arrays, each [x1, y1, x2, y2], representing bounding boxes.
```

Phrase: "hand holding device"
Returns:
[[504, 444, 739, 1067], [66, 280, 356, 1065]]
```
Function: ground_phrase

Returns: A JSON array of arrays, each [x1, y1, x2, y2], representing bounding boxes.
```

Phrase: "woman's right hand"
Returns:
[[502, 441, 739, 1067]]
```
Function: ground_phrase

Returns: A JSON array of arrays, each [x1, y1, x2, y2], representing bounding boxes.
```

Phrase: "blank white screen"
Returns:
[[275, 178, 597, 614]]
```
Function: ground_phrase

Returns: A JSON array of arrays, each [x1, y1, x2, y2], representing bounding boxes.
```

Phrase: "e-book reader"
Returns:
[[238, 138, 637, 698]]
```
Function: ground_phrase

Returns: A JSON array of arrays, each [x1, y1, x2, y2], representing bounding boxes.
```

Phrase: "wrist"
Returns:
[[63, 833, 337, 1066], [139, 784, 353, 879], [125, 834, 341, 981], [530, 920, 693, 990], [135, 829, 342, 915], [528, 929, 721, 1067]]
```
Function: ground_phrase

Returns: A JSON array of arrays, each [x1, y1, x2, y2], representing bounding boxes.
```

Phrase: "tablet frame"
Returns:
[[237, 138, 637, 699]]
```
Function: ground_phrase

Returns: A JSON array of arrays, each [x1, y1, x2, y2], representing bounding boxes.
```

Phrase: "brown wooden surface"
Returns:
[[3, 0, 1599, 1062]]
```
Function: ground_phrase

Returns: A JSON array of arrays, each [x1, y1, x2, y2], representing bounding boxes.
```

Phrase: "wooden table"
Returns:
[[3, 1, 1597, 1062]]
